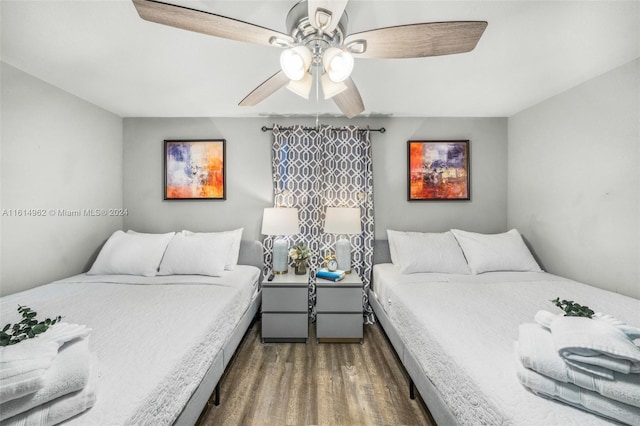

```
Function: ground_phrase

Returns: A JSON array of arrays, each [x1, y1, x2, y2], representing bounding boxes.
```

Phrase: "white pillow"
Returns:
[[181, 228, 243, 270], [88, 230, 175, 276], [387, 230, 471, 274], [157, 233, 227, 276], [450, 229, 542, 274]]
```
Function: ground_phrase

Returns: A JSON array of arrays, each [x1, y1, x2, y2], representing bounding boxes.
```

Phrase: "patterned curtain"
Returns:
[[264, 124, 375, 323]]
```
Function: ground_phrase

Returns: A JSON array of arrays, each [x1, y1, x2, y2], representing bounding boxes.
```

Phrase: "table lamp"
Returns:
[[261, 207, 300, 274], [324, 207, 361, 273]]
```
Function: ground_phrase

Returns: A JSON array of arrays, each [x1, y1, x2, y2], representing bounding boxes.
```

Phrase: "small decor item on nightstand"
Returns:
[[317, 268, 345, 282], [290, 242, 310, 275], [324, 252, 338, 272]]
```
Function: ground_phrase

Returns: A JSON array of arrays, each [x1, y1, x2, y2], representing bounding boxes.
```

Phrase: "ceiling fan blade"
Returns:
[[308, 0, 349, 33], [333, 77, 364, 118], [132, 0, 294, 47], [239, 71, 290, 107], [345, 21, 487, 59]]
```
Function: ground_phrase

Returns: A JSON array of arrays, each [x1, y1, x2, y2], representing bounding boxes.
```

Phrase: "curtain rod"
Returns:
[[261, 125, 385, 133]]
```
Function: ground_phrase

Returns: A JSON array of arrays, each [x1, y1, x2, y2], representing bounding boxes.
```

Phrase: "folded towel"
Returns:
[[0, 323, 91, 404], [593, 313, 640, 340], [0, 340, 59, 404], [515, 343, 640, 425], [519, 323, 640, 408], [550, 316, 640, 378], [3, 354, 98, 426], [0, 338, 92, 421], [536, 310, 640, 340]]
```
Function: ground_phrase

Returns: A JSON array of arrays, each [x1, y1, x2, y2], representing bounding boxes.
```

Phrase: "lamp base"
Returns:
[[272, 238, 289, 274], [335, 237, 351, 273]]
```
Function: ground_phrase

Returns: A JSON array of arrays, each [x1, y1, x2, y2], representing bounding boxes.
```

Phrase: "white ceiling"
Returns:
[[2, 1, 638, 118]]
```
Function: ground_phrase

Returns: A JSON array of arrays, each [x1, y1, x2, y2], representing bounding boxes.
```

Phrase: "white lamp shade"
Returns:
[[261, 208, 300, 236], [324, 207, 361, 235], [322, 47, 354, 83], [280, 46, 312, 81], [321, 73, 348, 99], [286, 72, 313, 99]]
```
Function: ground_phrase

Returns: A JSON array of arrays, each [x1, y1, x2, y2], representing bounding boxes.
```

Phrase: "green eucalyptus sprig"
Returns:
[[0, 305, 62, 346], [551, 297, 594, 318]]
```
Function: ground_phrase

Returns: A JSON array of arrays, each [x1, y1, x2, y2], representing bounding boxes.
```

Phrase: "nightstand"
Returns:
[[261, 269, 309, 343], [316, 272, 363, 343]]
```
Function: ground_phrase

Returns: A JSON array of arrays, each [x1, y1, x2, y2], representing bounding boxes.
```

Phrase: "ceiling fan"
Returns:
[[132, 0, 487, 118]]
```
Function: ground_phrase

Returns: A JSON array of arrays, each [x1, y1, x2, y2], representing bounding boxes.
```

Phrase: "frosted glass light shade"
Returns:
[[280, 46, 312, 81], [322, 47, 354, 82], [321, 73, 348, 99], [286, 72, 313, 99]]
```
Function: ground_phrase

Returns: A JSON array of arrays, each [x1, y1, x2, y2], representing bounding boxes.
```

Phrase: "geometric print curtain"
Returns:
[[263, 124, 375, 323]]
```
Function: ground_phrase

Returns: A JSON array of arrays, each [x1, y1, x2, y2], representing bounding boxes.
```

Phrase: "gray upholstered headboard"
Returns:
[[373, 240, 391, 265], [238, 240, 264, 281]]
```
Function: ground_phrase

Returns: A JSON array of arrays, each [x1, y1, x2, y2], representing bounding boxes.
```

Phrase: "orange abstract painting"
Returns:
[[408, 140, 469, 201], [165, 140, 225, 200]]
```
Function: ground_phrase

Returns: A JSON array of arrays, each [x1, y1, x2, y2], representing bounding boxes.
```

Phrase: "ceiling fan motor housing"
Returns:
[[286, 0, 348, 66]]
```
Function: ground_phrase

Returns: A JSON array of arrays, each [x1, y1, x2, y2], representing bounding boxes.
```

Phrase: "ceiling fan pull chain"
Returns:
[[315, 67, 320, 129]]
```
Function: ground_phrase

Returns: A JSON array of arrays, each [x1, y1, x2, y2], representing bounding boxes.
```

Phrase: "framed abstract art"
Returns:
[[407, 140, 470, 201], [164, 139, 226, 200]]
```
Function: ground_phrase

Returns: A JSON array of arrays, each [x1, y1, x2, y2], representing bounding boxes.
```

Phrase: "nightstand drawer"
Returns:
[[262, 313, 308, 339], [316, 287, 361, 312], [262, 287, 308, 312], [317, 313, 363, 339]]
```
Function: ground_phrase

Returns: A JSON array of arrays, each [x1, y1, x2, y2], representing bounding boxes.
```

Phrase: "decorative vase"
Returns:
[[294, 259, 307, 275]]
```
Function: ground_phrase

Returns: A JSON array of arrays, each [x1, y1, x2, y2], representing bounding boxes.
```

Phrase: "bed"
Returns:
[[370, 232, 640, 426], [0, 231, 263, 426]]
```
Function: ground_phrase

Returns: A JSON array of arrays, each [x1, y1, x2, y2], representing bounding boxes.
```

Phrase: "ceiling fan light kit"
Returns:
[[280, 46, 313, 81], [132, 0, 487, 119], [286, 72, 314, 99], [322, 47, 354, 83], [321, 73, 348, 99]]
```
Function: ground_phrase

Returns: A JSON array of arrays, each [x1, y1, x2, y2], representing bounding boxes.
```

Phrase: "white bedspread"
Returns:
[[0, 266, 260, 425], [372, 263, 640, 425]]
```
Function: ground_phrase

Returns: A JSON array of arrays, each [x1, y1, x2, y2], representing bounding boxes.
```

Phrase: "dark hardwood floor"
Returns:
[[199, 320, 435, 426]]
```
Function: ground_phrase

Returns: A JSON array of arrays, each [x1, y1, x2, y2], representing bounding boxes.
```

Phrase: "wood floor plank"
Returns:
[[200, 320, 435, 426]]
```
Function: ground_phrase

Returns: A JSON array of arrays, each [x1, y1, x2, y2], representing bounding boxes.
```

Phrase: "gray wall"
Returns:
[[508, 59, 639, 298], [1, 63, 124, 296], [123, 117, 508, 240]]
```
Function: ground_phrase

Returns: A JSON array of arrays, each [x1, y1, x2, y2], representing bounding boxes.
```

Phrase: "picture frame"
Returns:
[[407, 140, 470, 201], [164, 139, 226, 200]]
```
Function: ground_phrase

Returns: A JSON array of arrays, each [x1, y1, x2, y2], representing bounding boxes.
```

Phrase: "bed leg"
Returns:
[[214, 383, 220, 406], [409, 379, 415, 400]]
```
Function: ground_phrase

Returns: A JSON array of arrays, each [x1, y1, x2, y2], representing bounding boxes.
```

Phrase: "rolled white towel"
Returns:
[[2, 354, 98, 426], [0, 338, 92, 421], [534, 310, 558, 329], [0, 323, 91, 404], [515, 343, 640, 426], [519, 323, 640, 408]]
